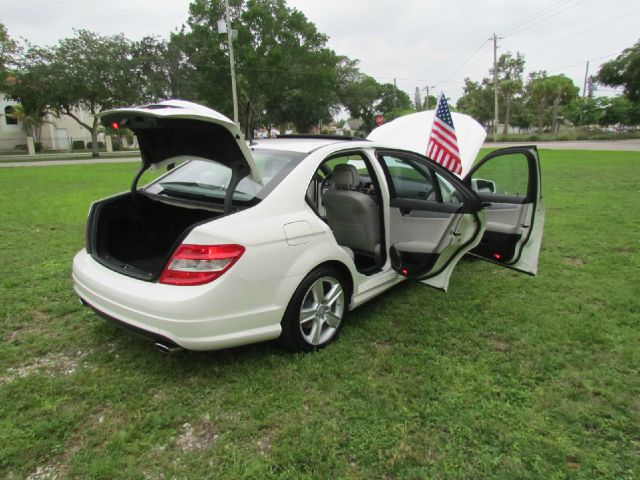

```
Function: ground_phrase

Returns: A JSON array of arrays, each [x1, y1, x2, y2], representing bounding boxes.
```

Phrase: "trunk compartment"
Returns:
[[87, 193, 221, 281]]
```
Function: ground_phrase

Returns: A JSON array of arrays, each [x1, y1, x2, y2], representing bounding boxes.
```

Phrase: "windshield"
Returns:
[[144, 149, 304, 205]]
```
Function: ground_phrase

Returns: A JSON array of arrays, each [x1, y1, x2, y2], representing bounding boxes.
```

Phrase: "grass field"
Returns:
[[0, 149, 639, 479]]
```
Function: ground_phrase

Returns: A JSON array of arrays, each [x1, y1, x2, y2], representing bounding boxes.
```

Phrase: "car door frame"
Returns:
[[464, 145, 544, 274], [374, 148, 486, 290]]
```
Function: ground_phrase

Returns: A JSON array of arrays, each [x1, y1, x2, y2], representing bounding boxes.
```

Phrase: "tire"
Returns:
[[279, 266, 348, 352]]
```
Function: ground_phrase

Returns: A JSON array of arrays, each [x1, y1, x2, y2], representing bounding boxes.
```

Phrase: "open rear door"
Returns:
[[465, 146, 544, 275], [377, 151, 486, 291]]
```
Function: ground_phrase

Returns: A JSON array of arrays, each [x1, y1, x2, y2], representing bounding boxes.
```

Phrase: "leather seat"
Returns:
[[322, 164, 381, 257]]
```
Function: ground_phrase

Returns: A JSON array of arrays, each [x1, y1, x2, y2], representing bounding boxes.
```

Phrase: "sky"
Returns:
[[1, 0, 637, 103]]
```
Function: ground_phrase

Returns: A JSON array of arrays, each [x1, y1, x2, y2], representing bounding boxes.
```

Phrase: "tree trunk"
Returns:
[[91, 116, 100, 158], [502, 95, 512, 135]]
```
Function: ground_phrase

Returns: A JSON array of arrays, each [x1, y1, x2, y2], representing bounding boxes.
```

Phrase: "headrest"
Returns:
[[333, 164, 360, 189]]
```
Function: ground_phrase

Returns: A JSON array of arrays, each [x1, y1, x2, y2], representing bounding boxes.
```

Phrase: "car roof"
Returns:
[[250, 137, 368, 154]]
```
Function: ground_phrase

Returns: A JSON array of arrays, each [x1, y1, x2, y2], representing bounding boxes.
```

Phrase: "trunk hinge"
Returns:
[[131, 161, 150, 196], [223, 169, 248, 213]]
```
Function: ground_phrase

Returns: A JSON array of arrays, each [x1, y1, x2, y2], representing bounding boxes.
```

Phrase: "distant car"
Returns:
[[72, 100, 544, 352]]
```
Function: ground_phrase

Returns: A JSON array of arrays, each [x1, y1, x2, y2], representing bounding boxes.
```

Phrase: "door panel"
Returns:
[[466, 146, 544, 274], [377, 150, 485, 291]]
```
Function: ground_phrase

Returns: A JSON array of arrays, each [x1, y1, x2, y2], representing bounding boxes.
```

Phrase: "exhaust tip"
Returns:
[[153, 341, 182, 354]]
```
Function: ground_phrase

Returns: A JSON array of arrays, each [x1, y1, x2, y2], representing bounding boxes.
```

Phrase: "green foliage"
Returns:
[[7, 30, 150, 157], [600, 96, 640, 128], [175, 0, 341, 135], [597, 38, 640, 101], [562, 96, 605, 127], [456, 77, 493, 125], [0, 22, 16, 88], [527, 72, 579, 133], [1, 151, 640, 477]]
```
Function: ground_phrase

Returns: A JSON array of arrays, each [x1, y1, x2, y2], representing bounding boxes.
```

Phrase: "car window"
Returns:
[[144, 149, 304, 204], [435, 172, 463, 205], [471, 153, 529, 197], [378, 154, 436, 201]]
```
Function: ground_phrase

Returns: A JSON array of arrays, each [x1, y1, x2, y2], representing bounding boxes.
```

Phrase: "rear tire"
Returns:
[[279, 266, 348, 352]]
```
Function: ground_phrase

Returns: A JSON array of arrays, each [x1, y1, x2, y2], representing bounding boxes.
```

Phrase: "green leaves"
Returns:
[[597, 39, 640, 102]]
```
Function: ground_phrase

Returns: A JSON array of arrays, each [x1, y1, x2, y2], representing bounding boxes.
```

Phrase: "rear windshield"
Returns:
[[144, 149, 304, 206]]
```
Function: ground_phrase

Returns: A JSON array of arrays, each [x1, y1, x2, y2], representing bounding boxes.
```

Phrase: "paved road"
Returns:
[[483, 139, 640, 151], [0, 156, 141, 167], [1, 140, 639, 168]]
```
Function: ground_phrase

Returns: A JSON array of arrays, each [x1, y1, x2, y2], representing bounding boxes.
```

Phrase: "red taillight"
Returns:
[[111, 121, 119, 129], [493, 252, 502, 260], [159, 244, 245, 286]]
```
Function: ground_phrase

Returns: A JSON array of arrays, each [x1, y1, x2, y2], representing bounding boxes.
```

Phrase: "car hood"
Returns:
[[367, 110, 487, 178], [99, 100, 262, 184]]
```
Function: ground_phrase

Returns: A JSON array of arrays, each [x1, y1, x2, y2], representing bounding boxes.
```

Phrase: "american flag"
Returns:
[[426, 93, 462, 175]]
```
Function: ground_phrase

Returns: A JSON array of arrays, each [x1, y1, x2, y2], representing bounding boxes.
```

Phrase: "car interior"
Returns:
[[306, 153, 386, 275]]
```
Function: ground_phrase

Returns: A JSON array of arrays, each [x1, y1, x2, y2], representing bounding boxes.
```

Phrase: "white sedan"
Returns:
[[72, 100, 544, 352]]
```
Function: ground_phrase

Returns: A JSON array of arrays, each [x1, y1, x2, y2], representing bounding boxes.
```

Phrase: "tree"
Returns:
[[562, 96, 604, 127], [597, 39, 640, 102], [178, 0, 342, 136], [527, 72, 579, 133], [495, 52, 525, 134], [0, 22, 16, 88], [600, 96, 640, 130], [340, 75, 380, 133], [456, 78, 493, 127], [9, 30, 148, 157], [413, 87, 422, 111]]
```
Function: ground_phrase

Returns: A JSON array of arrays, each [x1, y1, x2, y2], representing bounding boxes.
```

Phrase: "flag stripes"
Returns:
[[426, 93, 462, 175]]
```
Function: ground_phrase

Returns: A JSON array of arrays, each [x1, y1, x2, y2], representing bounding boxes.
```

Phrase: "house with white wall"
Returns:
[[1, 94, 96, 152]]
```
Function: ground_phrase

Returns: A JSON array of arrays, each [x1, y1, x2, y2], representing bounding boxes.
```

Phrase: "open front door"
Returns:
[[465, 146, 544, 275], [377, 151, 486, 291]]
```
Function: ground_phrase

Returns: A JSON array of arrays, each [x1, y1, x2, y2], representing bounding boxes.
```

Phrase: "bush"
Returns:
[[13, 144, 27, 151], [72, 140, 86, 150], [86, 141, 105, 150], [34, 142, 43, 153]]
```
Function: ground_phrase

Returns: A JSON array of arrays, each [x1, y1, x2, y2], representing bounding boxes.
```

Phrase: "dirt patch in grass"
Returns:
[[0, 350, 90, 384], [174, 420, 220, 453], [563, 257, 586, 266], [489, 339, 512, 352], [611, 246, 635, 253]]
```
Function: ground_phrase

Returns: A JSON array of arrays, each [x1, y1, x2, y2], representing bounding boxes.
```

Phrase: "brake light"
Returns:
[[159, 244, 245, 286]]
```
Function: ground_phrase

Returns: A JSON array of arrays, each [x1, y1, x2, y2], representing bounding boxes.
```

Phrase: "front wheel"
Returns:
[[279, 267, 348, 352]]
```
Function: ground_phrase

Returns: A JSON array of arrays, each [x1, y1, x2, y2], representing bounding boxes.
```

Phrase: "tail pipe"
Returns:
[[153, 341, 183, 354]]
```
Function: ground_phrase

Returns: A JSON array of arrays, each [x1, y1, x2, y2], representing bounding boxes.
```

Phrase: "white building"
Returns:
[[1, 94, 97, 153]]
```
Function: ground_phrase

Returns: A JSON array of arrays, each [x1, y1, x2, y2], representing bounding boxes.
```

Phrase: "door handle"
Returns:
[[451, 231, 462, 237]]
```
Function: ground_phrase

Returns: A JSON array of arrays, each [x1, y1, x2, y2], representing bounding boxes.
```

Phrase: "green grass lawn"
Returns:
[[0, 150, 639, 479]]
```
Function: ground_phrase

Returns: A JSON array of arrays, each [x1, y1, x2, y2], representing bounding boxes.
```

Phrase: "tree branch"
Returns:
[[60, 105, 93, 132]]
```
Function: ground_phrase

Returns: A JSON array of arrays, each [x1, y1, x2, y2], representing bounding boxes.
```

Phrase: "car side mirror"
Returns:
[[471, 178, 496, 194]]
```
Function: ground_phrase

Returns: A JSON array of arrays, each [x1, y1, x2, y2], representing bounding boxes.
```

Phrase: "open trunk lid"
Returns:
[[367, 110, 487, 179], [99, 100, 262, 185]]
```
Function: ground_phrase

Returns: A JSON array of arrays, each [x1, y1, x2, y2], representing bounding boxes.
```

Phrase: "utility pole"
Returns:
[[491, 33, 501, 141], [224, 0, 239, 125], [582, 61, 590, 97], [424, 84, 435, 110], [393, 78, 398, 108]]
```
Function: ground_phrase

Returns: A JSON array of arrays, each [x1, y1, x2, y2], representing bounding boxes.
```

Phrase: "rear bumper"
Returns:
[[72, 250, 300, 351]]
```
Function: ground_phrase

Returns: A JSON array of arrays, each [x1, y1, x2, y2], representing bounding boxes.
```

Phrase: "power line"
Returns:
[[445, 39, 490, 81], [496, 0, 578, 34], [546, 51, 623, 74], [498, 0, 590, 36], [524, 6, 640, 56]]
